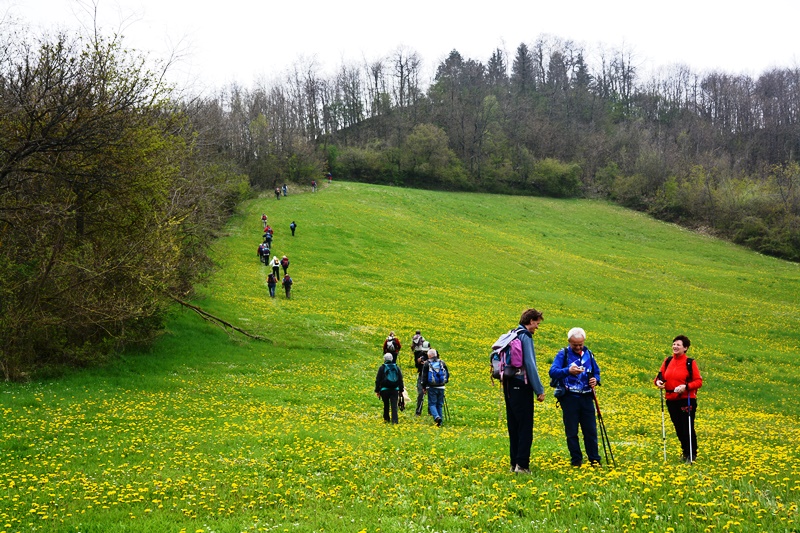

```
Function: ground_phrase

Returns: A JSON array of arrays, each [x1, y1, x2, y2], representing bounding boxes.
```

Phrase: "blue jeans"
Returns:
[[428, 388, 444, 420], [268, 285, 276, 297], [560, 392, 600, 465]]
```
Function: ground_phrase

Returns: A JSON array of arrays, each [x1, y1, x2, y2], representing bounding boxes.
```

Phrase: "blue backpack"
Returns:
[[383, 363, 400, 389], [427, 359, 449, 386]]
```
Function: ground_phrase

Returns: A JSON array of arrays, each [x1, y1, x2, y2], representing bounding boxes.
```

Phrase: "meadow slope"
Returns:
[[1, 181, 799, 532]]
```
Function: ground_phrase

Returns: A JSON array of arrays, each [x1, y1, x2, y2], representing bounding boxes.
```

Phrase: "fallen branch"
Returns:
[[168, 295, 269, 341]]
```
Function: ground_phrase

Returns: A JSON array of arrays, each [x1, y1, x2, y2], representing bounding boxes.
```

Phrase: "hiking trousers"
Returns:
[[667, 398, 698, 459], [428, 387, 445, 421], [503, 379, 534, 470], [380, 389, 399, 424], [560, 392, 600, 465]]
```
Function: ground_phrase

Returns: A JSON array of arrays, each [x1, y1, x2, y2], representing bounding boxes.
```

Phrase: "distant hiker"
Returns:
[[280, 255, 290, 275], [263, 226, 273, 245], [383, 331, 401, 363], [271, 256, 281, 279], [421, 349, 450, 427], [261, 213, 268, 228], [502, 308, 546, 474], [655, 335, 703, 463], [282, 183, 288, 196], [275, 187, 281, 200], [290, 221, 297, 236], [414, 340, 431, 416], [257, 243, 270, 264], [549, 327, 602, 467], [326, 172, 332, 183], [375, 353, 405, 424], [267, 272, 277, 298], [281, 273, 293, 298], [311, 180, 317, 192], [411, 330, 426, 355]]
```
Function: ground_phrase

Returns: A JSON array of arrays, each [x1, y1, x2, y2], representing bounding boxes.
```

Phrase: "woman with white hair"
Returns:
[[548, 327, 602, 467]]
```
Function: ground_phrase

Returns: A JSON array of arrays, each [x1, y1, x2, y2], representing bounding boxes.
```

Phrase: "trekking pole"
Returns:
[[592, 388, 616, 467], [686, 390, 693, 465], [661, 388, 667, 463], [443, 395, 451, 421]]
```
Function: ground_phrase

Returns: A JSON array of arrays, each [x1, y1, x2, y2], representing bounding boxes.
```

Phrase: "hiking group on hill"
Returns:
[[377, 309, 703, 473], [257, 216, 293, 298]]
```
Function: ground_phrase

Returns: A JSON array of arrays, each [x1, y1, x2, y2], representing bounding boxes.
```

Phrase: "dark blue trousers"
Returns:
[[560, 392, 601, 465]]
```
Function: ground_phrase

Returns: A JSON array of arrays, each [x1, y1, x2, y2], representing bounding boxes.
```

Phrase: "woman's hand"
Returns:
[[655, 379, 665, 389], [673, 384, 687, 394]]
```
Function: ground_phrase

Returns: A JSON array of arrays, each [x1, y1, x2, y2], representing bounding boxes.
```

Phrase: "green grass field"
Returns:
[[2, 181, 799, 532]]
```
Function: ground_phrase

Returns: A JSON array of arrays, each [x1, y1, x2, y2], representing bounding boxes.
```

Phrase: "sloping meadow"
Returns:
[[1, 182, 798, 532]]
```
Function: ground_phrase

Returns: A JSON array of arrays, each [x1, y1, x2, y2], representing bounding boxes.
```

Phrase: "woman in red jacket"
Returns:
[[655, 335, 703, 463]]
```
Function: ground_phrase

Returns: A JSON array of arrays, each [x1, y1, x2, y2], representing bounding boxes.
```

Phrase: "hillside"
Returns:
[[1, 181, 798, 532]]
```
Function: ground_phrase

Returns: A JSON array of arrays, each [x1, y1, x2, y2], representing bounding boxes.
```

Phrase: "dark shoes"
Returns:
[[434, 417, 442, 427], [513, 465, 531, 474]]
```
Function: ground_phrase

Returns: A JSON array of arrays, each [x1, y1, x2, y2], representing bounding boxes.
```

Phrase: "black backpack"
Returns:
[[659, 356, 694, 383]]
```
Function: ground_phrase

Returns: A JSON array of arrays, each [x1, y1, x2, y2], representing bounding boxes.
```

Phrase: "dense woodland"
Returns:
[[2, 27, 799, 377]]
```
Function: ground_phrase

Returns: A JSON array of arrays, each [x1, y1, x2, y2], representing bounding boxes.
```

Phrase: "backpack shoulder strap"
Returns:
[[686, 358, 694, 383]]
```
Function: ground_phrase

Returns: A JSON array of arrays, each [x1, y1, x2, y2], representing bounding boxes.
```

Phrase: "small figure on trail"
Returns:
[[290, 221, 297, 236], [282, 183, 288, 196], [326, 172, 332, 183], [271, 256, 281, 279], [375, 353, 405, 424], [267, 272, 277, 298], [549, 327, 602, 467], [275, 187, 281, 200], [281, 273, 293, 298], [311, 180, 317, 192], [383, 331, 401, 363], [261, 213, 268, 228], [280, 255, 290, 275], [421, 349, 450, 427], [655, 335, 703, 463], [257, 243, 270, 264], [414, 340, 431, 416]]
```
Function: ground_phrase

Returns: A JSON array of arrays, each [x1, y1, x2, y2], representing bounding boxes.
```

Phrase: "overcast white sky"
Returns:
[[5, 0, 800, 93]]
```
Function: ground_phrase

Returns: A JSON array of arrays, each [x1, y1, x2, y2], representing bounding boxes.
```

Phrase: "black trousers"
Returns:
[[503, 379, 534, 470], [667, 398, 698, 458], [380, 390, 399, 423]]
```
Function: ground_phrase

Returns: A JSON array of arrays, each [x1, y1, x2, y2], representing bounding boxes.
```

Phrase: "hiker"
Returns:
[[282, 183, 288, 196], [271, 256, 281, 279], [311, 180, 317, 192], [263, 226, 273, 245], [281, 273, 293, 298], [375, 353, 405, 424], [257, 243, 270, 264], [503, 308, 546, 474], [280, 255, 290, 275], [411, 330, 426, 355], [290, 221, 297, 236], [326, 171, 332, 183], [267, 272, 277, 298], [261, 213, 268, 228], [275, 187, 281, 199], [383, 332, 401, 363], [549, 327, 602, 467], [655, 335, 703, 463], [421, 349, 450, 427], [414, 339, 430, 416]]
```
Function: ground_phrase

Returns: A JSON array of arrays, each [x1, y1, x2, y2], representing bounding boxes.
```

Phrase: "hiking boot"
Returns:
[[513, 465, 531, 474], [435, 417, 442, 427]]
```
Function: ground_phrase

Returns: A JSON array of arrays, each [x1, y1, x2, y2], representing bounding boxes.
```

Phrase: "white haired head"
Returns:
[[567, 327, 586, 341]]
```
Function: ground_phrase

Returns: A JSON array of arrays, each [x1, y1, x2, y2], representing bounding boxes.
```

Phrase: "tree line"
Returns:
[[203, 36, 799, 261], [0, 29, 249, 379]]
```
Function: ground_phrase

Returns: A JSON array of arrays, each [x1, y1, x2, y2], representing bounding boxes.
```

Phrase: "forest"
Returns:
[[1, 27, 799, 377]]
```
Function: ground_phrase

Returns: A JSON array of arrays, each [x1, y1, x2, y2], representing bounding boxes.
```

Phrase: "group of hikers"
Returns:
[[375, 309, 703, 472], [257, 214, 297, 298], [375, 330, 450, 427]]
